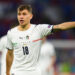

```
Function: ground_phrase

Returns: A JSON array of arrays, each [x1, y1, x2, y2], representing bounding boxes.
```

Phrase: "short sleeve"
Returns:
[[7, 30, 13, 50], [38, 24, 53, 37]]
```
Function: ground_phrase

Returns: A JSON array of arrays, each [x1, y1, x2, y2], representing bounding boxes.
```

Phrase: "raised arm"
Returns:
[[53, 22, 75, 32], [6, 50, 13, 75]]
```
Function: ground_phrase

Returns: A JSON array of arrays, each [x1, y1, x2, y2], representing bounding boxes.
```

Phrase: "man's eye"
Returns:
[[23, 13, 26, 15]]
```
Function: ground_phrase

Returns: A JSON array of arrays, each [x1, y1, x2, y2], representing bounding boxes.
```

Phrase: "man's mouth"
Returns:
[[20, 20, 24, 24]]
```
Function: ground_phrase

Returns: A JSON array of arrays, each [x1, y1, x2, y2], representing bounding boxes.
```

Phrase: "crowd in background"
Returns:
[[56, 48, 75, 74], [0, 0, 75, 39]]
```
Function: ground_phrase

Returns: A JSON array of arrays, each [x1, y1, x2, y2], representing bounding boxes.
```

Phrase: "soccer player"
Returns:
[[38, 37, 56, 75], [6, 5, 75, 75], [0, 25, 18, 75], [0, 36, 7, 75]]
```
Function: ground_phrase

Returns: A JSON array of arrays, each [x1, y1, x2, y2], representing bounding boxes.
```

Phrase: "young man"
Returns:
[[0, 36, 13, 75], [0, 25, 18, 75], [0, 36, 7, 75], [6, 5, 75, 75]]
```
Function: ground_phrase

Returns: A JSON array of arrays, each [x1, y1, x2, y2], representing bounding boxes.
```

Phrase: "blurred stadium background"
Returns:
[[0, 0, 75, 75]]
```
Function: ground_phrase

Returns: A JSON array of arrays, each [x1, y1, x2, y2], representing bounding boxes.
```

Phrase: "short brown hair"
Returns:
[[18, 4, 32, 13]]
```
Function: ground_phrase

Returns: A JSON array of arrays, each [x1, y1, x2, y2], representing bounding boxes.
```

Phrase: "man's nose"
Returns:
[[20, 15, 24, 19]]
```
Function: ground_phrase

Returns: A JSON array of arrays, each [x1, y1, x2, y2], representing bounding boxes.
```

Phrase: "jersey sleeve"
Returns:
[[38, 24, 53, 37], [7, 30, 13, 50]]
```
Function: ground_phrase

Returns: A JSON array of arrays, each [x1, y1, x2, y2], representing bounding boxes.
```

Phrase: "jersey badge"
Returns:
[[26, 35, 29, 40]]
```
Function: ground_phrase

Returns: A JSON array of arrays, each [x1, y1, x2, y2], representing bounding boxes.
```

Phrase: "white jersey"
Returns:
[[7, 24, 53, 72], [0, 36, 7, 75], [38, 42, 55, 75]]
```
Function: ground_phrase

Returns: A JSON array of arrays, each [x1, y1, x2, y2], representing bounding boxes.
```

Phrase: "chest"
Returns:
[[11, 30, 42, 47]]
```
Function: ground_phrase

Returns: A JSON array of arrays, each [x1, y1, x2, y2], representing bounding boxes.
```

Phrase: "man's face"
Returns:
[[17, 9, 33, 26]]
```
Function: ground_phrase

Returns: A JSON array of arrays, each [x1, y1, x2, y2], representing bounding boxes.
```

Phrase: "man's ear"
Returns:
[[30, 13, 33, 19]]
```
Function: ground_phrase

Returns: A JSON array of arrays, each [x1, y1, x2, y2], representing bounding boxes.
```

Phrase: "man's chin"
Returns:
[[20, 24, 27, 28], [20, 23, 25, 26]]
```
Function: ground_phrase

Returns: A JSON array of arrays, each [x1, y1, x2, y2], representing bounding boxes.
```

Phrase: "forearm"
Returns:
[[6, 50, 13, 74], [53, 22, 75, 31]]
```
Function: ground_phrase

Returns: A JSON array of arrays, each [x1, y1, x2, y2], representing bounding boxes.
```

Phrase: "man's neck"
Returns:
[[18, 23, 31, 31]]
